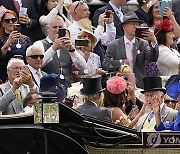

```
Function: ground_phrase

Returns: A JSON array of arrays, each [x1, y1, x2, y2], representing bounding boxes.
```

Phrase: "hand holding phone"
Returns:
[[105, 9, 110, 18], [21, 65, 29, 72], [135, 27, 149, 38]]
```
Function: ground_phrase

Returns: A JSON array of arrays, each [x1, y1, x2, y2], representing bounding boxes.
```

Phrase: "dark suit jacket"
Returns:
[[92, 3, 124, 38], [102, 37, 159, 88], [75, 101, 112, 123], [172, 0, 180, 25], [0, 0, 43, 42]]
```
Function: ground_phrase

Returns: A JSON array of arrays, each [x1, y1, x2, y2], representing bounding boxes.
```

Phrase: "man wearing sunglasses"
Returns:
[[0, 0, 43, 42], [0, 58, 38, 115], [26, 44, 47, 87]]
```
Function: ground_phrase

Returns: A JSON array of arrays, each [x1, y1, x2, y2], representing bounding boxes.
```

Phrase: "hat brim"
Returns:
[[141, 88, 166, 94], [166, 83, 180, 100], [120, 19, 142, 26], [80, 88, 105, 95]]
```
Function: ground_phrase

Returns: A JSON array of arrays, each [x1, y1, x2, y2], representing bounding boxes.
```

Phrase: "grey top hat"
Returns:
[[120, 12, 141, 25]]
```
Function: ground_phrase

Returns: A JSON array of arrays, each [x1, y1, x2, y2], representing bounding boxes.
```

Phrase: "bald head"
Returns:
[[70, 1, 90, 21]]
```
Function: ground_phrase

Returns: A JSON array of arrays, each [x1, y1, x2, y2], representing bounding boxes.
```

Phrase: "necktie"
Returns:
[[126, 42, 133, 68], [148, 112, 154, 123], [36, 71, 42, 86], [15, 89, 22, 104], [14, 0, 20, 13], [116, 10, 123, 22]]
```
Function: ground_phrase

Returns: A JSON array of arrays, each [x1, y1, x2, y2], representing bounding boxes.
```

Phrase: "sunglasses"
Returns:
[[28, 55, 44, 59], [13, 55, 23, 59], [74, 0, 85, 12], [3, 18, 17, 24], [164, 100, 178, 103]]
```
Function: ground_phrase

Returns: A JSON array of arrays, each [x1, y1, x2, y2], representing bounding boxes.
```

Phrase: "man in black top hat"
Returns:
[[103, 12, 159, 89], [75, 74, 112, 123], [135, 76, 177, 132]]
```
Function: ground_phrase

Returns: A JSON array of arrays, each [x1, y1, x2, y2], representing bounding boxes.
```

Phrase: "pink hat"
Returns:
[[106, 76, 127, 94]]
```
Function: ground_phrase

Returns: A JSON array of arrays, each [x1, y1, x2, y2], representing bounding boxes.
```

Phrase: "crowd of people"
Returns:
[[0, 0, 180, 132]]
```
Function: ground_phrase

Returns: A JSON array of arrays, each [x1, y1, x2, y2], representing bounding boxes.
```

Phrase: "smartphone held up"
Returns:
[[14, 23, 21, 33], [135, 27, 149, 39], [58, 28, 66, 38], [75, 39, 89, 47]]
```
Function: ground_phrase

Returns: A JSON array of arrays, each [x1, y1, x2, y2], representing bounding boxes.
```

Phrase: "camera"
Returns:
[[75, 39, 89, 47]]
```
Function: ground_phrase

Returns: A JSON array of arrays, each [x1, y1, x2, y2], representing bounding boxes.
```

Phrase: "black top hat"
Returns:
[[120, 13, 141, 26], [141, 76, 166, 94], [80, 74, 104, 95]]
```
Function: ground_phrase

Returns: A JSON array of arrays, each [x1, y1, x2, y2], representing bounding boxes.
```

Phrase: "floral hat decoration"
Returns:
[[106, 76, 127, 95], [0, 5, 7, 21], [155, 18, 173, 35]]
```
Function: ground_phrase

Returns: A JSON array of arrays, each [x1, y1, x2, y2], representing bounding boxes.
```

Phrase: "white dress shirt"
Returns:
[[34, 37, 87, 71], [68, 20, 116, 46], [78, 50, 101, 75]]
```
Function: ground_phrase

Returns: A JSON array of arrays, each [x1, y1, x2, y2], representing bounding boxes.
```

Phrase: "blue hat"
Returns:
[[40, 73, 67, 101], [165, 75, 180, 100]]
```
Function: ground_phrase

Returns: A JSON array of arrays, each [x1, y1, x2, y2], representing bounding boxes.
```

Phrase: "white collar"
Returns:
[[124, 36, 135, 45], [28, 65, 41, 75], [46, 36, 54, 44], [109, 2, 122, 12]]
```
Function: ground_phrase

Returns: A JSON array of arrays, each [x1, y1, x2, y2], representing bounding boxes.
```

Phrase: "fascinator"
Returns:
[[155, 18, 173, 35], [106, 76, 127, 94], [0, 5, 7, 21]]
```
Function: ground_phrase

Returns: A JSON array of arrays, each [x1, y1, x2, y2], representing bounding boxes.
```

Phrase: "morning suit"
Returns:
[[0, 82, 38, 115], [92, 3, 124, 38], [41, 39, 73, 87], [75, 101, 112, 123], [102, 37, 159, 88], [135, 104, 178, 132], [0, 0, 43, 42]]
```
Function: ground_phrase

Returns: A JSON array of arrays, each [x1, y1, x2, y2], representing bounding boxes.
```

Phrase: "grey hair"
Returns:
[[47, 15, 65, 26], [7, 58, 25, 69], [26, 43, 44, 57]]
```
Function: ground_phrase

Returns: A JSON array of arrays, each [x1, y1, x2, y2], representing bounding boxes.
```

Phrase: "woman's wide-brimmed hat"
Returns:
[[78, 18, 97, 46]]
